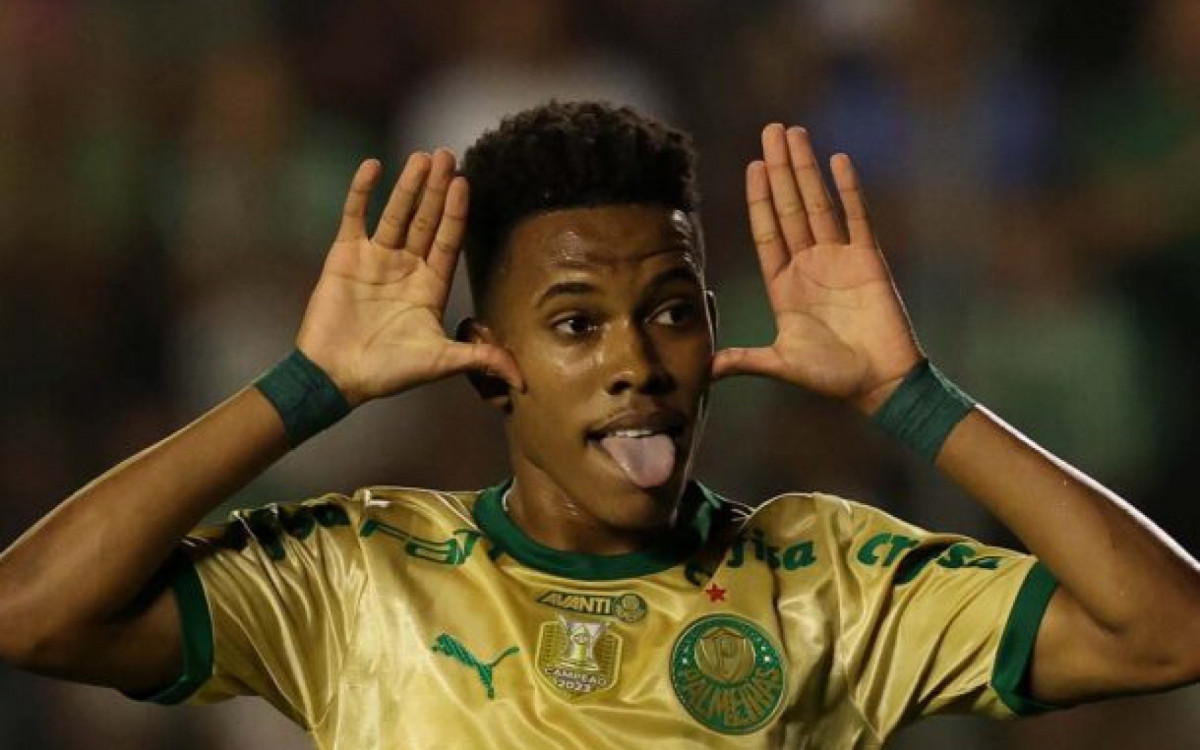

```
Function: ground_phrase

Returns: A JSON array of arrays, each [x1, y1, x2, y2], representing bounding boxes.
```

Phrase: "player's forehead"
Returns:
[[497, 205, 704, 294]]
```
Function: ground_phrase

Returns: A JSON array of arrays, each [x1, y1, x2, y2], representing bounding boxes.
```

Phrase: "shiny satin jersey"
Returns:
[[148, 481, 1057, 749]]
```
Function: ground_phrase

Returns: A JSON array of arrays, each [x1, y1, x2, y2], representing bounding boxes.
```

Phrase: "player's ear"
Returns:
[[704, 290, 718, 342], [454, 317, 514, 414]]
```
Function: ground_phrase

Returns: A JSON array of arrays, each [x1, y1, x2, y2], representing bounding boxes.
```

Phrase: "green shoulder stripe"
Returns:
[[127, 556, 214, 705], [992, 561, 1061, 716]]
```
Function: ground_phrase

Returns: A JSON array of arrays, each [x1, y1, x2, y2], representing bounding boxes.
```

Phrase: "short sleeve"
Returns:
[[832, 501, 1058, 739], [135, 495, 367, 728]]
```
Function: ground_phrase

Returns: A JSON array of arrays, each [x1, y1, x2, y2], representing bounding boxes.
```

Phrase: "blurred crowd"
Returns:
[[1, 0, 1198, 747]]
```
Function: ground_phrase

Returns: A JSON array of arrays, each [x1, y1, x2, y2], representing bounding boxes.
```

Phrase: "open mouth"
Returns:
[[586, 420, 685, 489]]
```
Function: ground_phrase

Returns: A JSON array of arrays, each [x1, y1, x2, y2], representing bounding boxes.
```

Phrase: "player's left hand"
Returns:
[[712, 124, 922, 414]]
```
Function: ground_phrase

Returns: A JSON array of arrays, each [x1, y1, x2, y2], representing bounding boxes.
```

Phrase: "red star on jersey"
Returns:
[[704, 583, 727, 603]]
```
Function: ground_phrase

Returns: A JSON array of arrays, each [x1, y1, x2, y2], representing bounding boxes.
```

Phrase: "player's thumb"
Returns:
[[711, 347, 784, 382], [448, 341, 526, 393]]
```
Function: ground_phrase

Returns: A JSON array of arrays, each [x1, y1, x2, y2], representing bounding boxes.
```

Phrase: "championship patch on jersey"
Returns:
[[670, 615, 786, 734], [535, 616, 623, 699]]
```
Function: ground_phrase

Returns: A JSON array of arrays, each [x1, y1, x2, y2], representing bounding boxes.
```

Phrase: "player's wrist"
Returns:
[[253, 349, 352, 448], [871, 359, 975, 463]]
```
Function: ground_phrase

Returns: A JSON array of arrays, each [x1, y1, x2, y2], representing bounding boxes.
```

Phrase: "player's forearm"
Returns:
[[937, 407, 1200, 667], [0, 387, 290, 661]]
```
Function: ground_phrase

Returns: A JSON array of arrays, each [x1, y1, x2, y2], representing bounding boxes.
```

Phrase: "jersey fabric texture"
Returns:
[[141, 480, 1059, 749]]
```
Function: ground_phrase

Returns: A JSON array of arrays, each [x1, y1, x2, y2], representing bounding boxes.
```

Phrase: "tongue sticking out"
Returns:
[[599, 434, 677, 488]]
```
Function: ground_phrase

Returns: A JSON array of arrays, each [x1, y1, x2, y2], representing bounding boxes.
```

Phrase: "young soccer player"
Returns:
[[0, 101, 1197, 749]]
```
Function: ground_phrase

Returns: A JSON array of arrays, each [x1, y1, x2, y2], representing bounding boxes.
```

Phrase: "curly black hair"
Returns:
[[461, 100, 700, 314]]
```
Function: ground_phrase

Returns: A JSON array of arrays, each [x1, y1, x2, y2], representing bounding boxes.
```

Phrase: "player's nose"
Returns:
[[604, 321, 673, 396]]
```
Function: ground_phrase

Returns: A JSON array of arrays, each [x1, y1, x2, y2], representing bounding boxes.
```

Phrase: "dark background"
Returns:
[[2, 0, 1198, 746]]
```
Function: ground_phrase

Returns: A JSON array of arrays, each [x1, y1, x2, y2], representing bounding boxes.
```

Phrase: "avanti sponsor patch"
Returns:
[[535, 590, 648, 623]]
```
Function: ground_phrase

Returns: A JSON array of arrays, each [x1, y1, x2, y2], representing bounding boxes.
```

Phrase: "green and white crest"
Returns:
[[670, 615, 786, 734]]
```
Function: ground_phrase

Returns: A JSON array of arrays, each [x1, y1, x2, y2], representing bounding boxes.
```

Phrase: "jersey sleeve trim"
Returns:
[[991, 560, 1060, 716], [133, 555, 215, 705]]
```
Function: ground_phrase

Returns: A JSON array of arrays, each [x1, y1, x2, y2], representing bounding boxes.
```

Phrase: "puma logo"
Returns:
[[431, 633, 521, 700]]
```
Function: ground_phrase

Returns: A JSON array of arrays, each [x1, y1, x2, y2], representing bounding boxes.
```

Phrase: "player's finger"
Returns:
[[444, 341, 526, 393], [746, 161, 790, 283], [711, 346, 787, 382], [374, 152, 431, 249], [405, 148, 456, 257], [786, 127, 844, 244], [831, 153, 876, 248], [427, 176, 469, 302], [336, 159, 382, 242], [761, 123, 814, 251]]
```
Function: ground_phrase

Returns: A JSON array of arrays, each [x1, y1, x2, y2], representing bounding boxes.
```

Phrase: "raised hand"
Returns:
[[712, 124, 921, 413], [296, 150, 523, 407]]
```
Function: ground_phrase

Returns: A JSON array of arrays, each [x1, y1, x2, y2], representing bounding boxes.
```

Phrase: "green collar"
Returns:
[[473, 479, 723, 581]]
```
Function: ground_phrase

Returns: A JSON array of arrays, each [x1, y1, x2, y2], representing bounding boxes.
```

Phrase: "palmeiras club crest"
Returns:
[[670, 614, 786, 734]]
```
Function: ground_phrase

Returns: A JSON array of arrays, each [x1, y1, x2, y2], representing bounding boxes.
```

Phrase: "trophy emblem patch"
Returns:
[[535, 615, 622, 698]]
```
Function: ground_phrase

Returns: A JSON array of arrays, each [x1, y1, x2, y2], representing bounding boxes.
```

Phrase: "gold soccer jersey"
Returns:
[[144, 481, 1058, 749]]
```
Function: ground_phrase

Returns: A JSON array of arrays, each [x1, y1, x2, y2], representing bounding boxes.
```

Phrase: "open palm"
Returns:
[[297, 150, 522, 407], [712, 125, 921, 411]]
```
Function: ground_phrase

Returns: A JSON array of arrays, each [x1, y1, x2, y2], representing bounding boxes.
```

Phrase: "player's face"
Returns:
[[486, 204, 714, 545]]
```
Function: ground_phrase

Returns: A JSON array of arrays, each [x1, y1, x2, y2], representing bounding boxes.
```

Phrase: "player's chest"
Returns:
[[329, 541, 843, 747]]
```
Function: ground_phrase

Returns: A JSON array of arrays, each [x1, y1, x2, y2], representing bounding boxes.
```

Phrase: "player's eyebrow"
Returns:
[[535, 265, 701, 309], [643, 265, 702, 295], [536, 280, 599, 308]]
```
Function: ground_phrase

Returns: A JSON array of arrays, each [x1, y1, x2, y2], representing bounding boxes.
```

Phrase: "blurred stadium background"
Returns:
[[1, 0, 1198, 747]]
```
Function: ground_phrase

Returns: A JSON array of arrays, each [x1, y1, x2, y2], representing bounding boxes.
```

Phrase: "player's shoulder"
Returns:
[[731, 488, 928, 544], [181, 491, 362, 556], [349, 483, 487, 535], [185, 485, 485, 555]]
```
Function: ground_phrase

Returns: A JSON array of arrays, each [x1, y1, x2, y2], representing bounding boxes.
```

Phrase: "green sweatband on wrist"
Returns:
[[872, 360, 975, 463], [253, 349, 350, 447]]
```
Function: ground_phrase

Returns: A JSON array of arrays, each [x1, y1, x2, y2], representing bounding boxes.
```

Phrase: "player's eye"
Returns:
[[650, 301, 696, 327], [552, 315, 597, 338]]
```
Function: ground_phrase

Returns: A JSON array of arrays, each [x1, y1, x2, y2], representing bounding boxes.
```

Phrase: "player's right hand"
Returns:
[[296, 149, 524, 407]]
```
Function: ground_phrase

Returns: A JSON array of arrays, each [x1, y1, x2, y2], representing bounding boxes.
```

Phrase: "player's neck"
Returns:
[[502, 464, 683, 555]]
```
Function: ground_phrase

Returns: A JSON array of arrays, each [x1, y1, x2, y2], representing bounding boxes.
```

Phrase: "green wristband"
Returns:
[[872, 360, 975, 463], [253, 349, 351, 447]]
